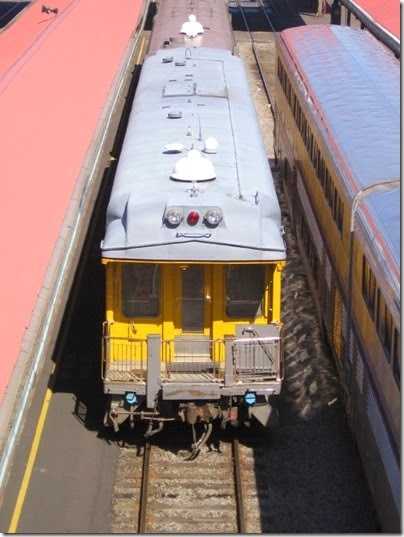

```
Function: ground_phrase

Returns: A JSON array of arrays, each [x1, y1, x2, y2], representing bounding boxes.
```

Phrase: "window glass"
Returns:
[[182, 265, 204, 332], [362, 257, 376, 320], [384, 305, 393, 359], [393, 329, 400, 387], [226, 265, 264, 318], [335, 194, 344, 234], [376, 289, 385, 341], [122, 264, 160, 317], [376, 288, 393, 360]]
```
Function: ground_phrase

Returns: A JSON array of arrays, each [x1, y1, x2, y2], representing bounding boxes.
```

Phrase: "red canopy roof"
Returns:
[[350, 0, 400, 40]]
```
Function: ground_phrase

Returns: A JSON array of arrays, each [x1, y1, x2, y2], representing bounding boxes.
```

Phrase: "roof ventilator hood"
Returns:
[[171, 149, 216, 181]]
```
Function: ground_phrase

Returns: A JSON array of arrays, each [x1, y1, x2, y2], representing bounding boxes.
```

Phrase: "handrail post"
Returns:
[[224, 336, 234, 386], [147, 335, 161, 409]]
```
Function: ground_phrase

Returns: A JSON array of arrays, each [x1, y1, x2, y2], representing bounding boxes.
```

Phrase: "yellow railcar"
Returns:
[[100, 5, 286, 454]]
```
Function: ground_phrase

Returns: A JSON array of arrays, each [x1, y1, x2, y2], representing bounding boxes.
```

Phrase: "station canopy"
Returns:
[[345, 0, 400, 40]]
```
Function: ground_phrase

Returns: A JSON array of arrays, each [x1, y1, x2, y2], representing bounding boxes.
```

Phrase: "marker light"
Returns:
[[244, 392, 256, 405], [125, 392, 137, 405], [187, 211, 200, 225], [165, 208, 183, 225], [205, 208, 223, 226]]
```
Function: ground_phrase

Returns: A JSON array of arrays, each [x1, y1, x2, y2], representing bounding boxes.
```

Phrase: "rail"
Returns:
[[138, 442, 151, 533], [233, 438, 247, 533], [235, 0, 277, 112], [136, 439, 247, 532]]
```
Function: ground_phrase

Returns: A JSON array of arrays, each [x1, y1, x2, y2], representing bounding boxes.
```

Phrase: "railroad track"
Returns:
[[234, 0, 277, 111], [110, 431, 271, 533], [232, 0, 278, 161]]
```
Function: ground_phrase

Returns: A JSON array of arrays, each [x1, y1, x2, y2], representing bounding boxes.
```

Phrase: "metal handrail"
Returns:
[[102, 333, 282, 382]]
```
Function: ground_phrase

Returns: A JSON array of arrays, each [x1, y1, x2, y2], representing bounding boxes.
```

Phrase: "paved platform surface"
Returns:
[[0, 0, 142, 429]]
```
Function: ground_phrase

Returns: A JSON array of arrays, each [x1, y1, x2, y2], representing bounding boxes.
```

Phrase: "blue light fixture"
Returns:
[[125, 392, 137, 405], [244, 392, 256, 405]]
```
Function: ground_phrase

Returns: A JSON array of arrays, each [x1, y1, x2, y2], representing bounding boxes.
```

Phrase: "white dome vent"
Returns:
[[171, 149, 216, 182]]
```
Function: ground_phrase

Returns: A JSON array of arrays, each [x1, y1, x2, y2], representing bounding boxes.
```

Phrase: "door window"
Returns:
[[182, 265, 204, 332]]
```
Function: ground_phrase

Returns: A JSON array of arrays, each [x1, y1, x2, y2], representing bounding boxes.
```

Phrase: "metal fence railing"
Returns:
[[232, 337, 282, 382], [102, 336, 148, 382], [102, 334, 282, 384]]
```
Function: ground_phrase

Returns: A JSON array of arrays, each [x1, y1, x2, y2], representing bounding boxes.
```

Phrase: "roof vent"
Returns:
[[168, 110, 182, 119], [180, 15, 204, 38], [164, 143, 184, 153], [171, 149, 216, 182], [204, 137, 218, 154]]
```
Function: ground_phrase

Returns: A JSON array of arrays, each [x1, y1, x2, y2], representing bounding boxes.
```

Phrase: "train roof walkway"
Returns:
[[0, 0, 143, 454]]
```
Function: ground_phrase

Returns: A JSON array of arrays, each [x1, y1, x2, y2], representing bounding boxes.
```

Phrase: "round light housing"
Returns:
[[125, 392, 137, 404], [187, 211, 200, 225], [205, 208, 223, 226], [165, 208, 183, 226], [244, 392, 256, 406]]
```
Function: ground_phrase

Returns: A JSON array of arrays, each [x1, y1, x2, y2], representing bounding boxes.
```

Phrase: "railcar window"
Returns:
[[122, 264, 160, 317], [296, 102, 301, 127], [334, 192, 344, 234], [292, 94, 298, 117], [302, 117, 307, 144], [324, 170, 333, 208], [393, 329, 400, 387], [226, 265, 264, 318], [277, 63, 344, 236], [301, 217, 319, 286], [277, 59, 283, 83], [376, 289, 386, 353], [384, 309, 393, 357], [311, 138, 318, 164], [362, 257, 376, 320], [308, 132, 313, 159], [376, 289, 394, 361], [318, 156, 325, 188]]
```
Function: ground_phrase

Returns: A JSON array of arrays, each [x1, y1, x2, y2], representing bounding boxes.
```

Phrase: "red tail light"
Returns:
[[187, 211, 200, 225]]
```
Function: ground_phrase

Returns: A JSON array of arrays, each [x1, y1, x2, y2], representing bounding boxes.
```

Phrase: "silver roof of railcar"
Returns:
[[279, 26, 400, 293], [279, 26, 399, 200], [147, 0, 235, 56], [101, 47, 286, 262], [357, 187, 400, 308]]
